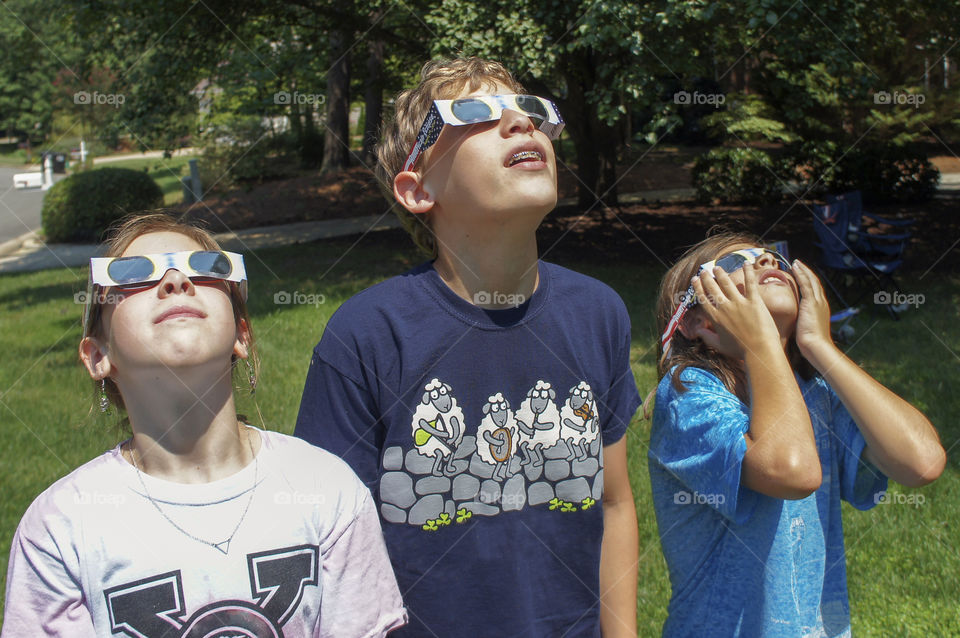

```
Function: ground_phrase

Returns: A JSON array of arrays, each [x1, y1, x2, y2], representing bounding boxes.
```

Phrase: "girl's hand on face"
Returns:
[[690, 264, 782, 359], [792, 260, 834, 358]]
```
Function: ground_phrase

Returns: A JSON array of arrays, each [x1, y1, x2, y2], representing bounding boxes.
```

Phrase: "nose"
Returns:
[[157, 269, 196, 297], [754, 251, 779, 269], [500, 108, 536, 136]]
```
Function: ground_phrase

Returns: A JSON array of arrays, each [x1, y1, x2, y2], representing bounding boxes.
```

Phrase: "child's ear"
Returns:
[[678, 311, 720, 350], [233, 318, 251, 359], [393, 171, 435, 214], [79, 337, 113, 380]]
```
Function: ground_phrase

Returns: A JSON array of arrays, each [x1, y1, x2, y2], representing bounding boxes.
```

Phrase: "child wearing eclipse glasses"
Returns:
[[647, 232, 944, 637], [295, 58, 641, 637], [2, 214, 406, 637]]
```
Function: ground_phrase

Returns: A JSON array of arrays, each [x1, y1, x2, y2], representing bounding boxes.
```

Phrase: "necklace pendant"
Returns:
[[212, 539, 231, 554]]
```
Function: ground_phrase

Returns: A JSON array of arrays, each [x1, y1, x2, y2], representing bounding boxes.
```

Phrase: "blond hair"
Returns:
[[83, 212, 259, 416], [376, 57, 525, 257]]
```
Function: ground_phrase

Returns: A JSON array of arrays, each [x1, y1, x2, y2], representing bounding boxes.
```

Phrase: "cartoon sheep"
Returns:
[[515, 380, 561, 468], [560, 381, 598, 461], [411, 378, 465, 477], [476, 393, 518, 481]]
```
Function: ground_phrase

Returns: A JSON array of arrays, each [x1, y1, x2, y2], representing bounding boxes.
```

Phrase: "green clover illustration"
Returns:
[[438, 512, 452, 526], [422, 519, 439, 531], [561, 501, 576, 513], [581, 497, 596, 510], [456, 508, 473, 523], [549, 497, 562, 511]]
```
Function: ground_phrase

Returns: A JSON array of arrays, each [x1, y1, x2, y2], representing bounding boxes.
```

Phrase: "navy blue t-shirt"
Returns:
[[295, 261, 641, 637]]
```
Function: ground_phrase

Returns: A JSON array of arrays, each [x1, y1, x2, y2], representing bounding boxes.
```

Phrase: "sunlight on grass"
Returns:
[[0, 238, 956, 633]]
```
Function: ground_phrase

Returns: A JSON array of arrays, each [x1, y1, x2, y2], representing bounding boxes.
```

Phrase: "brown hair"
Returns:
[[375, 57, 525, 257], [82, 212, 259, 417], [654, 231, 814, 403]]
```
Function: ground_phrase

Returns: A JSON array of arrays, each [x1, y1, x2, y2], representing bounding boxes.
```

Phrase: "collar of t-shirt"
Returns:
[[420, 260, 550, 329]]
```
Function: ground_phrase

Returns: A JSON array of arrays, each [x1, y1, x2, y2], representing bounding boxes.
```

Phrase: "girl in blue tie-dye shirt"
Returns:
[[648, 232, 944, 637]]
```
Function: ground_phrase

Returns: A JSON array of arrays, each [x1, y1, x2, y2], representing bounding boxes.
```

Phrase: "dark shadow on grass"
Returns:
[[0, 280, 86, 313]]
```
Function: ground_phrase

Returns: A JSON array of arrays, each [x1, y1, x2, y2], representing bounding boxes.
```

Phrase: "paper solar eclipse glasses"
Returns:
[[82, 250, 247, 335], [660, 248, 792, 357], [403, 94, 565, 172]]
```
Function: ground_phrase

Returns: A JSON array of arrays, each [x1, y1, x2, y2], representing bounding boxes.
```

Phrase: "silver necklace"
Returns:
[[129, 428, 258, 555]]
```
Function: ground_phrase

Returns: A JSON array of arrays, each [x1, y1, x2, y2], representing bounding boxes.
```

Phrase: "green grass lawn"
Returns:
[[0, 235, 957, 635]]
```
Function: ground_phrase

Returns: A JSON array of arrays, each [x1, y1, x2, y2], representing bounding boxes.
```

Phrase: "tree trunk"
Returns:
[[321, 28, 351, 173], [362, 39, 384, 166], [562, 52, 619, 210], [597, 116, 619, 207]]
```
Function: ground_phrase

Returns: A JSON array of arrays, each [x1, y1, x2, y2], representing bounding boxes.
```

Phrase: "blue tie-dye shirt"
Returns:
[[649, 367, 887, 637]]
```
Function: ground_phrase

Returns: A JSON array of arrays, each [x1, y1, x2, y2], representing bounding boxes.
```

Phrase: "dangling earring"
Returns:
[[99, 379, 109, 413], [245, 359, 256, 395]]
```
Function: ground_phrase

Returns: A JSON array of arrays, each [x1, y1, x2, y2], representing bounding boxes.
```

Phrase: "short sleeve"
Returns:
[[826, 384, 888, 510], [294, 350, 383, 490], [2, 501, 95, 637], [649, 368, 759, 523], [317, 492, 407, 637], [598, 308, 642, 445]]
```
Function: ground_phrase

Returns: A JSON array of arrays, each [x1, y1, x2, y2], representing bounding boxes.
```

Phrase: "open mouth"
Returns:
[[759, 270, 791, 286], [508, 150, 544, 166]]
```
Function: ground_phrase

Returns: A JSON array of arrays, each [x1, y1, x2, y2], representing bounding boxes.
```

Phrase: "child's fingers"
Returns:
[[711, 267, 743, 301], [691, 276, 719, 317], [791, 260, 814, 299], [742, 263, 760, 299], [698, 270, 728, 308], [794, 260, 824, 301]]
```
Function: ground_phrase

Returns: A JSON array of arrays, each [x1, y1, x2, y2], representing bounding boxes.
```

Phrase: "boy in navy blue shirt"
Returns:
[[295, 57, 641, 637]]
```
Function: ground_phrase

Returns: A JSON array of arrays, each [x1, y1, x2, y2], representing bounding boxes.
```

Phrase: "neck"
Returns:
[[119, 365, 255, 483], [432, 213, 542, 308]]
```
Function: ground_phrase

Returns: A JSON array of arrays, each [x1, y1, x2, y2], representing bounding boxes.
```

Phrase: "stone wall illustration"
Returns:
[[379, 435, 604, 527]]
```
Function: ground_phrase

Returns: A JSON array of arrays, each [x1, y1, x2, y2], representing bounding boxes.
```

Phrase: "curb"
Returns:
[[0, 230, 40, 259]]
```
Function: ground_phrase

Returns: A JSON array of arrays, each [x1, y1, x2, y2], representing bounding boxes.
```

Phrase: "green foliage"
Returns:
[[0, 0, 82, 143], [692, 147, 783, 204], [779, 140, 842, 196], [832, 144, 941, 203], [198, 116, 301, 193], [701, 94, 797, 144], [41, 167, 163, 243]]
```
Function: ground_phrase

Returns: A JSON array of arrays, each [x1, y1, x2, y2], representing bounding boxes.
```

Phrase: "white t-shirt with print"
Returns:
[[2, 428, 406, 637]]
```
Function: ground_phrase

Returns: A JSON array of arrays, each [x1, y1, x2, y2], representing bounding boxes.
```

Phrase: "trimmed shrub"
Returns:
[[692, 147, 783, 204], [779, 140, 840, 197], [831, 145, 940, 203], [42, 168, 163, 243], [780, 141, 941, 203]]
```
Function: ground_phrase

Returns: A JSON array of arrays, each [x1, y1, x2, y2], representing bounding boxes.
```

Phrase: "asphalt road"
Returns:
[[0, 167, 65, 245]]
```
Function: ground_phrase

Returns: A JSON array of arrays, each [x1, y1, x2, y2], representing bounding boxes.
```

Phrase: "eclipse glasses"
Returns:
[[82, 250, 247, 335], [403, 94, 565, 172]]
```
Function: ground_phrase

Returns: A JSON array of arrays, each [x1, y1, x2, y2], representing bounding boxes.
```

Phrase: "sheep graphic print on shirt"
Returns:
[[384, 377, 603, 530]]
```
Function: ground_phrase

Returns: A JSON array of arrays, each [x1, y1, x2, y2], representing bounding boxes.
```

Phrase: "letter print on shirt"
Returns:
[[103, 545, 318, 637]]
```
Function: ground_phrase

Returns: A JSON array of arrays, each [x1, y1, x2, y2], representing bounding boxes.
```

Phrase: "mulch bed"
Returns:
[[173, 166, 390, 233], [536, 197, 959, 273]]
